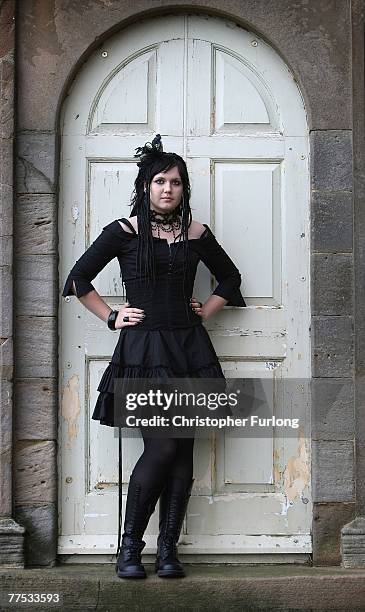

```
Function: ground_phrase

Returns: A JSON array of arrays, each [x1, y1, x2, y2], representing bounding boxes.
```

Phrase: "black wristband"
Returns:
[[107, 309, 119, 330]]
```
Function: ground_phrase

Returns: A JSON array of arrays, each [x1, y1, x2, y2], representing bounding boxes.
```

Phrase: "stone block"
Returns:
[[0, 378, 12, 516], [14, 440, 56, 504], [15, 378, 57, 441], [0, 235, 12, 264], [312, 440, 354, 502], [0, 336, 13, 379], [311, 378, 354, 441], [0, 136, 13, 192], [14, 504, 57, 567], [0, 265, 12, 337], [311, 191, 353, 253], [0, 0, 15, 59], [15, 194, 56, 255], [312, 254, 353, 315], [16, 132, 56, 193], [15, 255, 57, 317], [311, 131, 353, 191], [14, 316, 57, 378], [0, 56, 14, 140], [342, 516, 365, 568], [313, 502, 356, 566], [0, 518, 25, 568], [312, 316, 354, 377], [0, 137, 14, 240], [0, 181, 13, 237]]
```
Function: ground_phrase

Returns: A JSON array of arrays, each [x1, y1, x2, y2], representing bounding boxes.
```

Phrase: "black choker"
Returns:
[[149, 208, 181, 239], [149, 208, 179, 223]]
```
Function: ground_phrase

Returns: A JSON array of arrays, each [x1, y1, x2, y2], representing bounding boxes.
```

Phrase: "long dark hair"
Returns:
[[129, 135, 193, 317]]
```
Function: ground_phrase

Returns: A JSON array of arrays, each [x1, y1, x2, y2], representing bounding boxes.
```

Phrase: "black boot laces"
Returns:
[[122, 538, 145, 563], [158, 493, 184, 561]]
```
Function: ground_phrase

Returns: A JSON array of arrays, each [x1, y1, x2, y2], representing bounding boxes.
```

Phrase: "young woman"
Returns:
[[62, 134, 246, 579]]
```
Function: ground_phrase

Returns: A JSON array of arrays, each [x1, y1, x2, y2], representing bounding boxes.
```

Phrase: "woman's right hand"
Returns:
[[115, 302, 145, 329]]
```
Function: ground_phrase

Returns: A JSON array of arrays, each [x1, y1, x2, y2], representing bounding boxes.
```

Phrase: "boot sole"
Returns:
[[156, 568, 185, 578], [117, 570, 147, 579]]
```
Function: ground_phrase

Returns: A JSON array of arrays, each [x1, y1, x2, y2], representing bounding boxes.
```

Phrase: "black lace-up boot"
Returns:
[[115, 478, 162, 579], [155, 476, 194, 578]]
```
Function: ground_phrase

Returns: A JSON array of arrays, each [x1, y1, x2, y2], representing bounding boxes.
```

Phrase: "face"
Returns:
[[147, 166, 183, 215]]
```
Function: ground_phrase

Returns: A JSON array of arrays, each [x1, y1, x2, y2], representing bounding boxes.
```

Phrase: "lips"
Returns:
[[161, 198, 173, 201]]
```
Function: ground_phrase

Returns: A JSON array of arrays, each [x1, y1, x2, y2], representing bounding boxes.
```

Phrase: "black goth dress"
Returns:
[[62, 218, 246, 427]]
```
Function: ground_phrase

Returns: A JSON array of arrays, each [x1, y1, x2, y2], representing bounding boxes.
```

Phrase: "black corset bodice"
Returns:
[[62, 218, 246, 329]]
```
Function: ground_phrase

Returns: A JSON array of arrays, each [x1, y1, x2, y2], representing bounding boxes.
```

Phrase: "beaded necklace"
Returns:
[[149, 208, 182, 241]]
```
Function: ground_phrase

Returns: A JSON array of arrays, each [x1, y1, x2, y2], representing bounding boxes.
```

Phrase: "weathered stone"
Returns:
[[15, 379, 57, 441], [0, 181, 13, 237], [312, 316, 354, 377], [0, 58, 14, 141], [342, 516, 365, 568], [15, 194, 56, 255], [355, 375, 365, 516], [14, 317, 57, 378], [16, 0, 352, 132], [0, 0, 15, 57], [0, 235, 12, 265], [311, 131, 353, 191], [0, 378, 12, 516], [0, 335, 13, 376], [0, 139, 14, 239], [311, 378, 354, 441], [16, 132, 56, 193], [352, 0, 365, 522], [14, 441, 56, 504], [14, 504, 57, 567], [0, 136, 13, 190], [0, 518, 25, 568], [0, 265, 12, 337], [15, 255, 57, 317], [313, 502, 356, 566], [312, 440, 354, 502], [0, 566, 100, 607], [0, 0, 15, 143], [311, 191, 353, 253], [9, 0, 360, 570], [312, 254, 353, 315]]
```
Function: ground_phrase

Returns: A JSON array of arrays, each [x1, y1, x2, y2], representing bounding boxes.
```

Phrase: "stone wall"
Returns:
[[5, 0, 361, 566]]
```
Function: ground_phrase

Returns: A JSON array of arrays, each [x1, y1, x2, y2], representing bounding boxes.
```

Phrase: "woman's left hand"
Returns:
[[190, 296, 205, 318]]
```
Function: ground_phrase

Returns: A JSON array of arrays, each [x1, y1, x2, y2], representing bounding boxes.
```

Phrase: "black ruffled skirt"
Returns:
[[92, 324, 227, 428]]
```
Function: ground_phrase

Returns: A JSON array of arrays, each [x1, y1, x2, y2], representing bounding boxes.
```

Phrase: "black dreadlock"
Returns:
[[129, 134, 193, 322]]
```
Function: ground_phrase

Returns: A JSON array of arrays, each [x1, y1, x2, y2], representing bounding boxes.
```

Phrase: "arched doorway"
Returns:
[[59, 12, 310, 562]]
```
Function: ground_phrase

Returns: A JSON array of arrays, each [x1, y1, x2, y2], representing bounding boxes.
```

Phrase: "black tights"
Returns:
[[117, 429, 195, 555], [130, 432, 195, 497]]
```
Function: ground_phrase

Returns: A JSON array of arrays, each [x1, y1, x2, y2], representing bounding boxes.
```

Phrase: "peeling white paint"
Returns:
[[61, 374, 81, 442], [71, 204, 80, 222], [280, 496, 292, 516], [283, 426, 310, 504], [265, 361, 280, 370]]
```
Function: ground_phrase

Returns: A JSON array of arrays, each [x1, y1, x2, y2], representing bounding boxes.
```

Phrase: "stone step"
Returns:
[[1, 564, 365, 610]]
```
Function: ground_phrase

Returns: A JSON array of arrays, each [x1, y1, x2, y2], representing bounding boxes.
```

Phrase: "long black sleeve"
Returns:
[[61, 224, 121, 298], [194, 226, 246, 307]]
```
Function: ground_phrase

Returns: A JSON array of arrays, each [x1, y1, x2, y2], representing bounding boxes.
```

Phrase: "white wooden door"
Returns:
[[59, 14, 311, 560]]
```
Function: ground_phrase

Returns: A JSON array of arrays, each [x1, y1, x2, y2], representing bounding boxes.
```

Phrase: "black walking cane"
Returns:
[[115, 426, 122, 564]]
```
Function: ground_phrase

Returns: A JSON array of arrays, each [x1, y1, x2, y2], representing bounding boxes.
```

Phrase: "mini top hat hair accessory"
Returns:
[[134, 134, 164, 166]]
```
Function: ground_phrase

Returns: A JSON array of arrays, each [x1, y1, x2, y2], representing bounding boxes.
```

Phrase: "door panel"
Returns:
[[59, 13, 311, 559]]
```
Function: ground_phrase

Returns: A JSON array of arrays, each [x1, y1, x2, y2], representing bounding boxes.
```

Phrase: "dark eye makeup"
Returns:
[[154, 178, 181, 185]]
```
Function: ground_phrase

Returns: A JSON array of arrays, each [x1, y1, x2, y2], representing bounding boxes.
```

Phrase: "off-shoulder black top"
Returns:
[[62, 219, 246, 330]]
